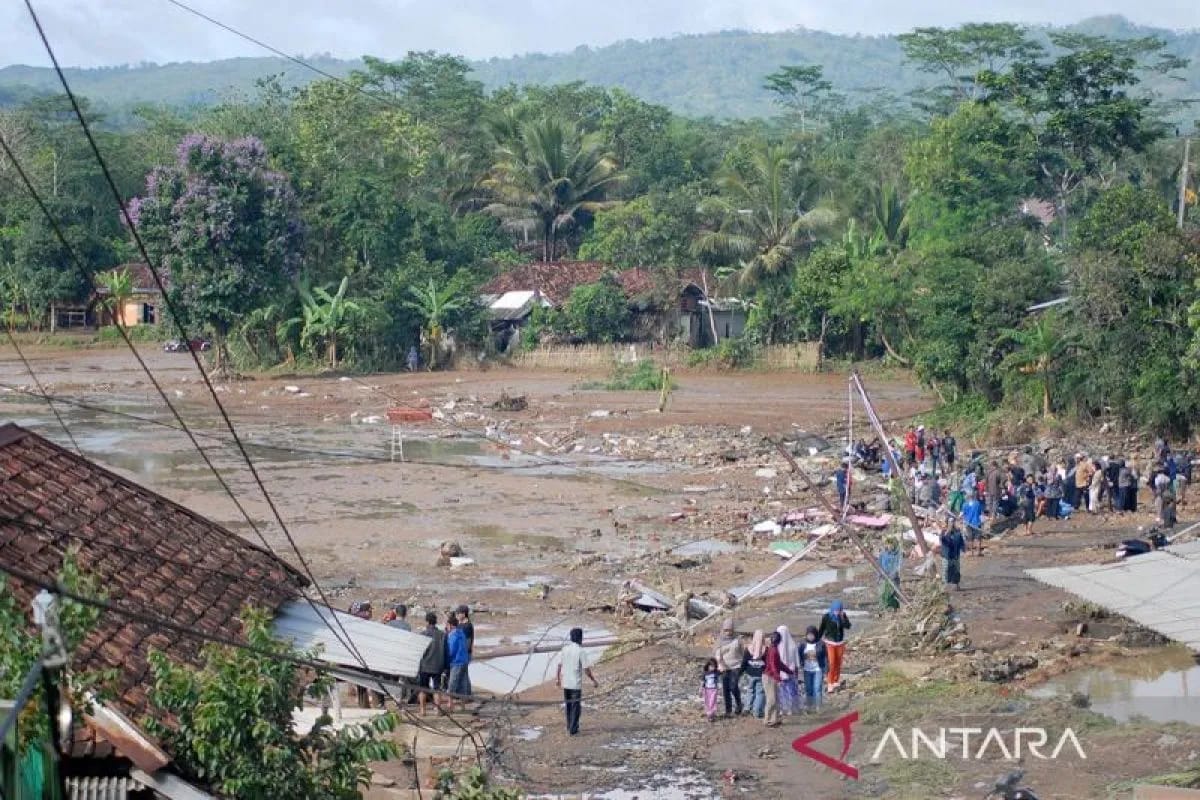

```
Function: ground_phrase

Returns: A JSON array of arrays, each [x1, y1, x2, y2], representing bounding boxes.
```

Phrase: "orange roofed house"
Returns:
[[0, 423, 430, 797]]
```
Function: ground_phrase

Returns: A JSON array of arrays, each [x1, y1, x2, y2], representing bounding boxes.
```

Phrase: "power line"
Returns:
[[160, 0, 406, 112], [4, 331, 81, 456], [22, 0, 370, 673]]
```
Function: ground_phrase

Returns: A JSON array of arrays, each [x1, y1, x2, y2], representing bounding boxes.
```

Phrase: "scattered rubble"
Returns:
[[491, 391, 528, 412]]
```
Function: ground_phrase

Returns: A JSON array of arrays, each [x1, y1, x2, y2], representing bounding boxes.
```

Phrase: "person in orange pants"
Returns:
[[817, 599, 852, 691]]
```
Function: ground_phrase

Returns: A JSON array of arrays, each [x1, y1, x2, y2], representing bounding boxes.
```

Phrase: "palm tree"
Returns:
[[402, 279, 465, 370], [482, 117, 624, 262], [692, 142, 837, 288], [998, 310, 1076, 418], [97, 268, 133, 327], [287, 277, 361, 369]]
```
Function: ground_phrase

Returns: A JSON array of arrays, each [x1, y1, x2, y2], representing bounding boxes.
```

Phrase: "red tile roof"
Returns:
[[481, 262, 722, 305], [0, 424, 307, 760]]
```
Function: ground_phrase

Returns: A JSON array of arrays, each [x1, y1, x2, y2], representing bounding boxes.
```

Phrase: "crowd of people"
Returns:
[[703, 602, 852, 726], [845, 429, 1195, 598], [346, 600, 476, 714]]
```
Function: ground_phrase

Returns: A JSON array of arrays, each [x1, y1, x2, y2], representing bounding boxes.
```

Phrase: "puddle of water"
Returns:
[[730, 565, 863, 599], [585, 768, 718, 800], [671, 539, 739, 557], [1029, 645, 1200, 724], [514, 726, 543, 741], [465, 525, 569, 551]]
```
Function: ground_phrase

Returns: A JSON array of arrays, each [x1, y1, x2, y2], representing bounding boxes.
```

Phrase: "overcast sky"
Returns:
[[3, 0, 1198, 69]]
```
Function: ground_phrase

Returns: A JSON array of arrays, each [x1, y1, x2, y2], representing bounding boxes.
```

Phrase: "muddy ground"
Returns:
[[4, 342, 1200, 800]]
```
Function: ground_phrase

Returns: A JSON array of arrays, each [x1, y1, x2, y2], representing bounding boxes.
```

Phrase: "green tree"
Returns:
[[288, 276, 362, 369], [578, 187, 702, 267], [692, 142, 837, 288], [998, 311, 1075, 417], [402, 278, 466, 369], [130, 135, 303, 373], [147, 608, 399, 800], [483, 117, 624, 261], [763, 64, 838, 131], [897, 23, 1043, 108], [96, 267, 133, 327], [562, 277, 630, 343], [0, 553, 111, 749]]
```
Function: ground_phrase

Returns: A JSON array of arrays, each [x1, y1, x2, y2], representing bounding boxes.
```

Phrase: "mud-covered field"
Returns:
[[4, 342, 1200, 799]]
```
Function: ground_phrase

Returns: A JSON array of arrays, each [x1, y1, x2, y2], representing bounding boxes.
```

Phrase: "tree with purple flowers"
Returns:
[[130, 134, 303, 372]]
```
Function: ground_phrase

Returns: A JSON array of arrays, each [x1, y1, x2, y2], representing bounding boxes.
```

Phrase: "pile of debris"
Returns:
[[860, 573, 971, 654]]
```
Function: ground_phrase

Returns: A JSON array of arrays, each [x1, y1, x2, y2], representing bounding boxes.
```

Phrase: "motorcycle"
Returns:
[[163, 338, 212, 353], [986, 770, 1039, 800]]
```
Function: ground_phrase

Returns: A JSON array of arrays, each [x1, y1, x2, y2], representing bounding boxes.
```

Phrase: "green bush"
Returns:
[[686, 339, 758, 369], [561, 278, 630, 343], [580, 360, 675, 391], [97, 324, 169, 344]]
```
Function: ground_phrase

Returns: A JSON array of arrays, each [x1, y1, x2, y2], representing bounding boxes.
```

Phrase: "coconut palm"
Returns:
[[482, 116, 624, 262], [998, 310, 1076, 418], [402, 279, 465, 370], [692, 142, 837, 288]]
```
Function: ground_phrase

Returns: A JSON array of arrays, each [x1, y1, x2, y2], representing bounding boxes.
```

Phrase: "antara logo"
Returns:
[[792, 712, 1087, 779]]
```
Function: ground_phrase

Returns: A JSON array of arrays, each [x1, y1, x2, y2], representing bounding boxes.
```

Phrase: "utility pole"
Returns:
[[1179, 136, 1191, 230]]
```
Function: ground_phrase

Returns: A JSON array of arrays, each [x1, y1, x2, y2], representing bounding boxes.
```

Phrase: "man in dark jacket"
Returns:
[[417, 611, 446, 716]]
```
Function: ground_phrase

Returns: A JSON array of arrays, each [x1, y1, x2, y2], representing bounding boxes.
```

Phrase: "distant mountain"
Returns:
[[1, 16, 1197, 122]]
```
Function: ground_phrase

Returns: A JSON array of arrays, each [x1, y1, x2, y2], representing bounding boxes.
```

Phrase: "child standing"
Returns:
[[702, 658, 720, 722]]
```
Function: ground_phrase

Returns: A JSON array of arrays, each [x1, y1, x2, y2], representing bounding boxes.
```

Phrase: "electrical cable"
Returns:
[[21, 0, 370, 672], [4, 331, 81, 456], [159, 0, 407, 113]]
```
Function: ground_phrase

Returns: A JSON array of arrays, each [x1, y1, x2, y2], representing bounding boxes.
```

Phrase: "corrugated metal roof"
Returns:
[[271, 601, 430, 677], [1027, 542, 1200, 651]]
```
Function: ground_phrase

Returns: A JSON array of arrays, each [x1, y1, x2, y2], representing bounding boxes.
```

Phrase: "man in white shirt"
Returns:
[[555, 627, 599, 735]]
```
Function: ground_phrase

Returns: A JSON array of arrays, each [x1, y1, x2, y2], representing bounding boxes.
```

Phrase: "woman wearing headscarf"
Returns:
[[775, 624, 800, 715], [741, 629, 768, 719], [762, 630, 793, 727], [817, 599, 852, 691], [713, 618, 744, 717]]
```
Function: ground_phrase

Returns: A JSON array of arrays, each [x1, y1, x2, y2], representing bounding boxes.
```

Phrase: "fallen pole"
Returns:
[[774, 439, 908, 605], [851, 371, 929, 558]]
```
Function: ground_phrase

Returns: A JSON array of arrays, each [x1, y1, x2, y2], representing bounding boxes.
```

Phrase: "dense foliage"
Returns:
[[146, 608, 400, 799], [1, 22, 1198, 430]]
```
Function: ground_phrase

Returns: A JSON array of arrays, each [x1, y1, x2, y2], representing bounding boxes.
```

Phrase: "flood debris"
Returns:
[[859, 574, 971, 654], [490, 391, 528, 412]]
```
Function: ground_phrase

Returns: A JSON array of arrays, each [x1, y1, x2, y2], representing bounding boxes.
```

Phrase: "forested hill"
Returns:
[[1, 15, 1198, 120]]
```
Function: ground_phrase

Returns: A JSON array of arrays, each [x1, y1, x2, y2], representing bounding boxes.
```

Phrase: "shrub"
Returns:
[[561, 278, 630, 343], [581, 360, 676, 391]]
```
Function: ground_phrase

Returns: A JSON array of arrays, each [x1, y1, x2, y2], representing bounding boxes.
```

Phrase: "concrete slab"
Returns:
[[1028, 543, 1200, 652]]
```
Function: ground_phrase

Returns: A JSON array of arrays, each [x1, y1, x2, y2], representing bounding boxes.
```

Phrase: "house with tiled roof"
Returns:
[[480, 261, 746, 350], [0, 424, 430, 797]]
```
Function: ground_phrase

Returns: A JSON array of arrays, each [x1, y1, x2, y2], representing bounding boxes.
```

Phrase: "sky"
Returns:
[[2, 0, 1198, 69]]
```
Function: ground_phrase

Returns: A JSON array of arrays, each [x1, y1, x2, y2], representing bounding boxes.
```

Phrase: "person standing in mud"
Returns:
[[879, 537, 902, 610], [456, 605, 475, 658], [556, 627, 599, 735], [939, 523, 967, 589], [714, 619, 744, 717], [985, 462, 1003, 526], [817, 600, 851, 692], [762, 631, 793, 728], [445, 615, 471, 710], [741, 630, 768, 718]]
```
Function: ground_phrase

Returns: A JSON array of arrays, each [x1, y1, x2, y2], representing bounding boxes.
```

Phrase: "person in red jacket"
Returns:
[[763, 630, 794, 728], [903, 426, 918, 468]]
